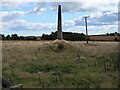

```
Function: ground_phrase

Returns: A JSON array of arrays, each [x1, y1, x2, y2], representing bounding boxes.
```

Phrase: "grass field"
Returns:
[[2, 40, 119, 88]]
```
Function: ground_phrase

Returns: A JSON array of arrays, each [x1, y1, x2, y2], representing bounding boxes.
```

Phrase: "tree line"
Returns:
[[0, 32, 88, 41], [41, 31, 88, 41], [0, 34, 36, 40], [92, 32, 120, 36], [0, 32, 119, 41]]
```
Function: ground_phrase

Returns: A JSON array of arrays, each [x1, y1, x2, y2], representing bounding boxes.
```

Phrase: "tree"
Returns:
[[0, 34, 2, 40], [106, 33, 109, 36], [2, 34, 5, 40], [6, 35, 11, 40], [19, 36, 24, 40], [11, 34, 19, 40]]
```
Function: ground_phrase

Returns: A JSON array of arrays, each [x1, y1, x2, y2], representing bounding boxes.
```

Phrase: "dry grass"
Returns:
[[2, 40, 119, 88]]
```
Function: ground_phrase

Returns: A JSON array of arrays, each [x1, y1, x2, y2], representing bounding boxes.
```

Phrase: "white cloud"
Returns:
[[63, 25, 118, 35], [2, 18, 118, 36], [28, 8, 46, 14], [1, 2, 46, 22], [1, 1, 118, 35], [1, 2, 26, 9], [2, 0, 118, 12], [74, 11, 118, 26], [49, 0, 118, 12], [63, 20, 75, 29], [1, 10, 118, 35], [1, 8, 46, 22], [61, 11, 118, 35], [27, 2, 46, 14], [1, 19, 57, 35], [88, 25, 118, 35], [1, 1, 118, 22], [1, 11, 27, 22], [2, 19, 56, 31]]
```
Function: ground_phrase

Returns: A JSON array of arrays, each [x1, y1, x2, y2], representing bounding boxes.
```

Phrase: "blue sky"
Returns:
[[1, 0, 119, 36]]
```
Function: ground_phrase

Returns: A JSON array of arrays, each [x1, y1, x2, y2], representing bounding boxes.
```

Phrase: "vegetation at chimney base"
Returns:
[[41, 31, 89, 41]]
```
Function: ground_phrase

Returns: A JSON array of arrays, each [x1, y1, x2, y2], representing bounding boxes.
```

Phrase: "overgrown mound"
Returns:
[[44, 40, 73, 53]]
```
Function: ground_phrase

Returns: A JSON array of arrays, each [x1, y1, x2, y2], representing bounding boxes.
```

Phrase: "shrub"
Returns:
[[57, 43, 65, 50]]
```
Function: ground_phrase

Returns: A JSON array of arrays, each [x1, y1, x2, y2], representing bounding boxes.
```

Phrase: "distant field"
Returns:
[[2, 40, 119, 88], [89, 36, 120, 41]]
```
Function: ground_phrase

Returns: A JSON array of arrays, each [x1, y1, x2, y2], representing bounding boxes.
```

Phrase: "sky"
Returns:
[[0, 0, 119, 36]]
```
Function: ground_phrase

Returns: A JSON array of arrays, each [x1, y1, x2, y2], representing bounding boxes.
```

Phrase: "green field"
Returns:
[[2, 40, 119, 88]]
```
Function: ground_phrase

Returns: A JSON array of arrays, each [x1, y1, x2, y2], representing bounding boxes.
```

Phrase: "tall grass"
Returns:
[[2, 41, 119, 88]]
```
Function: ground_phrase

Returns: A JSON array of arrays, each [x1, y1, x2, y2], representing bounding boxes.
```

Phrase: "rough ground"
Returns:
[[2, 40, 119, 88]]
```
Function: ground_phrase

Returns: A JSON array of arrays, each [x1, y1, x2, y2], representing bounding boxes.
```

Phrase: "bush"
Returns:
[[57, 43, 65, 50]]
